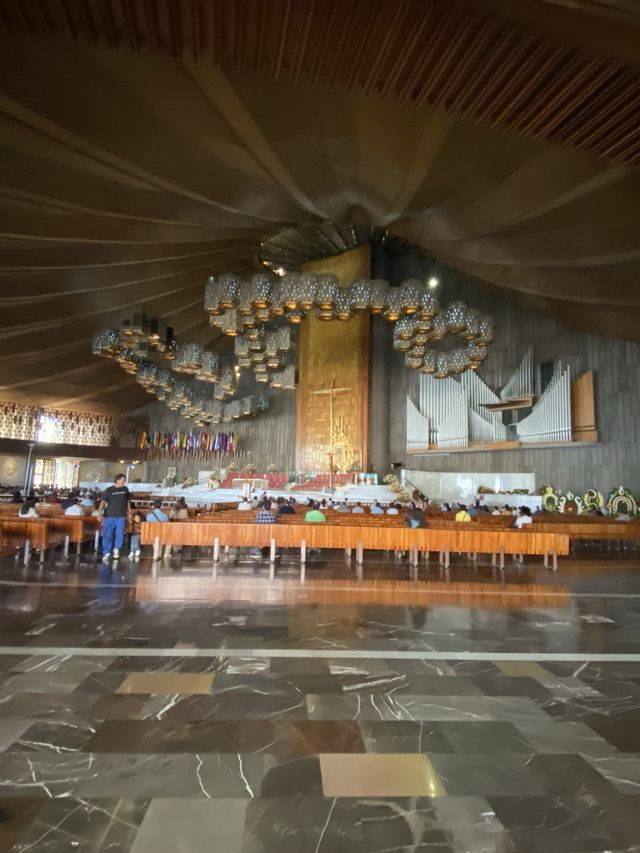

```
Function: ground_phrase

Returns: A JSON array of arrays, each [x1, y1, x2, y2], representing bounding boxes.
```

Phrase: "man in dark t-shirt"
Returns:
[[99, 474, 131, 560]]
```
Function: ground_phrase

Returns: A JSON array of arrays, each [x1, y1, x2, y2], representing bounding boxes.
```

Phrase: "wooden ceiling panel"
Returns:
[[0, 2, 637, 411]]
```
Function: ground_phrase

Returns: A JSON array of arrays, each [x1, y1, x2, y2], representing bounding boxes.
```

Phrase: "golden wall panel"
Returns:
[[296, 246, 370, 473]]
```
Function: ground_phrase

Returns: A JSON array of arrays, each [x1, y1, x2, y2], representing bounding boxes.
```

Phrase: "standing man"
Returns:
[[99, 474, 131, 560]]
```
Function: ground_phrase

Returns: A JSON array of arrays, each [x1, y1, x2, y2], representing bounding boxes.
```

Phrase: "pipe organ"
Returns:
[[500, 348, 534, 400], [516, 364, 572, 443], [406, 353, 582, 452]]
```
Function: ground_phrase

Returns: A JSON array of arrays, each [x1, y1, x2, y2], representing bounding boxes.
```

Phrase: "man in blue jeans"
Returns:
[[99, 474, 131, 561]]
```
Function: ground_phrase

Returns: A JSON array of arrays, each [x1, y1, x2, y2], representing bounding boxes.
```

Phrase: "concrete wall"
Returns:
[[385, 253, 640, 495]]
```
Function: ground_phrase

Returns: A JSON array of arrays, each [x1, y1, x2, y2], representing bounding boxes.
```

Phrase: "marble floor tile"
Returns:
[[243, 796, 452, 853], [490, 794, 634, 853], [10, 796, 149, 852], [107, 656, 226, 674], [539, 677, 605, 698], [432, 797, 517, 853], [0, 691, 101, 721], [138, 691, 308, 721], [584, 755, 640, 794], [437, 722, 534, 754], [270, 658, 331, 675], [0, 798, 44, 852], [319, 753, 446, 797], [0, 752, 96, 798], [76, 753, 262, 799], [116, 672, 214, 695], [515, 720, 619, 757], [429, 754, 548, 796], [131, 798, 246, 853], [87, 693, 151, 720], [585, 714, 640, 752], [495, 661, 552, 679], [526, 753, 619, 797], [14, 718, 96, 754], [360, 721, 453, 754], [288, 721, 365, 755], [0, 719, 33, 752]]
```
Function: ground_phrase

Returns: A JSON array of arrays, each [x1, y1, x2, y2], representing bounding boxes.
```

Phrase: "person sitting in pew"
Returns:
[[18, 500, 38, 518], [237, 498, 252, 511], [406, 506, 428, 529], [277, 497, 295, 515], [305, 501, 326, 523], [455, 504, 472, 522], [146, 499, 169, 523], [351, 502, 365, 514], [514, 506, 533, 528], [336, 503, 350, 513], [251, 505, 277, 560], [64, 499, 84, 517], [386, 504, 400, 515], [370, 501, 384, 515]]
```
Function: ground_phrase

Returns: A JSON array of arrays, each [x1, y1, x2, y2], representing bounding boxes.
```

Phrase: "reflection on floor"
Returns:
[[0, 549, 639, 851]]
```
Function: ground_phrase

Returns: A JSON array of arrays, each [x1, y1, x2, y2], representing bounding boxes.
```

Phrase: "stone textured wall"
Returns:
[[384, 252, 640, 495]]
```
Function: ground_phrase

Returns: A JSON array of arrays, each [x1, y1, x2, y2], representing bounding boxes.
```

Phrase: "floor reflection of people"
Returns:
[[95, 559, 137, 611]]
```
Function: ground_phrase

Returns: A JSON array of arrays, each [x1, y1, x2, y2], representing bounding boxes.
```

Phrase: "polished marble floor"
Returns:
[[0, 549, 640, 851]]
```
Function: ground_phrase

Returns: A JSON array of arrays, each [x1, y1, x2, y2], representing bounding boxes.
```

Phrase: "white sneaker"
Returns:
[[102, 552, 111, 561], [134, 551, 141, 559], [112, 549, 120, 559]]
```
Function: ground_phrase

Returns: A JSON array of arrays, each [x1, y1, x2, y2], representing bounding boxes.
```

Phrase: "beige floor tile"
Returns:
[[320, 753, 446, 797], [116, 672, 214, 695], [495, 661, 552, 679]]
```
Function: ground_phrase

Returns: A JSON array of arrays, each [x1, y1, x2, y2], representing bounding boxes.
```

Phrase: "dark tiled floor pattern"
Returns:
[[0, 553, 639, 849]]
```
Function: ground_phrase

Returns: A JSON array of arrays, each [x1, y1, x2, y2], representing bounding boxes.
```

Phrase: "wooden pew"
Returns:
[[140, 520, 569, 579], [0, 519, 65, 565]]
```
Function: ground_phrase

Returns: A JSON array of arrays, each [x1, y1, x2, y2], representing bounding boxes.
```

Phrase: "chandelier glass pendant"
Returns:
[[391, 297, 494, 379], [206, 272, 495, 380], [92, 310, 270, 425]]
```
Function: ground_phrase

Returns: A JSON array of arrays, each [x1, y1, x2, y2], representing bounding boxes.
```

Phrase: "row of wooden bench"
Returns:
[[0, 516, 101, 564], [140, 520, 570, 579]]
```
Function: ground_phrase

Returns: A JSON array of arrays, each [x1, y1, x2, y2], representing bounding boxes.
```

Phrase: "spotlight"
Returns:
[[427, 276, 439, 289]]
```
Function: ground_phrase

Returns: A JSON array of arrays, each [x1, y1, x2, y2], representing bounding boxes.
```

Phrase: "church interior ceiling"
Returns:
[[0, 0, 638, 412]]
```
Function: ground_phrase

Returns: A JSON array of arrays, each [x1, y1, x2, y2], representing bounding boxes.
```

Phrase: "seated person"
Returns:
[[277, 497, 295, 515], [237, 498, 252, 510], [514, 506, 533, 528], [64, 499, 85, 516], [405, 506, 428, 528], [252, 506, 277, 559], [146, 499, 169, 522], [455, 504, 471, 522], [18, 500, 38, 518], [370, 501, 384, 515], [351, 502, 365, 514], [336, 503, 350, 513], [171, 497, 189, 520], [468, 503, 480, 517], [440, 502, 451, 512], [305, 501, 326, 523], [491, 507, 502, 516], [386, 504, 400, 515], [91, 500, 102, 517], [80, 493, 95, 507]]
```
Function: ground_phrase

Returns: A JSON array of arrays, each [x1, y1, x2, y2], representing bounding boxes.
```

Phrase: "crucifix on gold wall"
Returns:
[[313, 374, 350, 488], [295, 244, 371, 474]]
